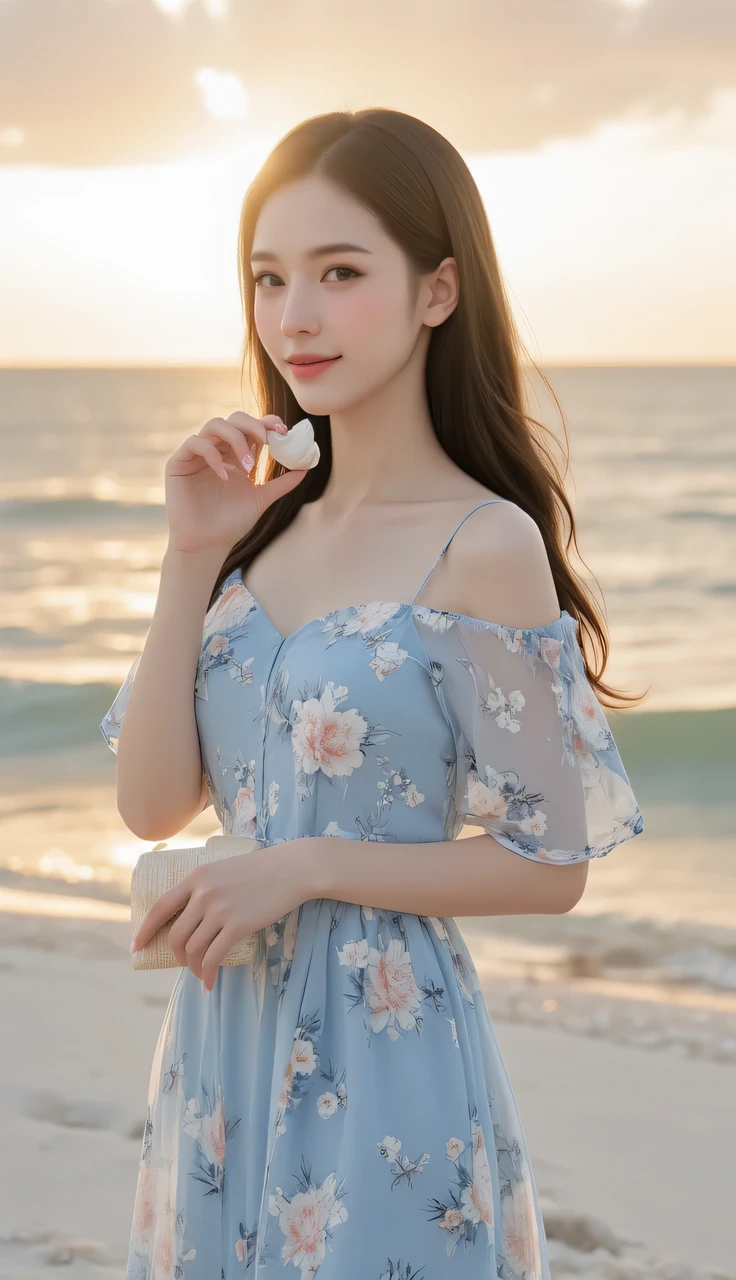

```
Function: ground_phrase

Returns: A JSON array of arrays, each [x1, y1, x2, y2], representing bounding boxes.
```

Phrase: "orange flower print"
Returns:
[[182, 1081, 240, 1196], [369, 640, 408, 680], [466, 766, 548, 846], [539, 634, 563, 670], [364, 939, 422, 1041], [233, 779, 257, 832], [461, 1112, 494, 1246], [275, 1013, 322, 1137], [132, 1160, 156, 1247], [207, 581, 256, 635], [428, 1110, 495, 1256], [268, 1162, 348, 1274], [324, 601, 403, 642], [568, 667, 613, 754], [501, 1175, 543, 1279], [150, 1196, 196, 1278], [291, 686, 369, 779]]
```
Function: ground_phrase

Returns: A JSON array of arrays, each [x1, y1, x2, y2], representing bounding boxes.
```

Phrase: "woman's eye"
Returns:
[[323, 266, 361, 283], [254, 266, 361, 288]]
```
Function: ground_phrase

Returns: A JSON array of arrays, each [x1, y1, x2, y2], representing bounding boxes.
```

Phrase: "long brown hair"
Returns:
[[212, 107, 647, 712]]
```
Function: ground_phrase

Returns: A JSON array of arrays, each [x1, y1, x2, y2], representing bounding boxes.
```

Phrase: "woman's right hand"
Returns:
[[164, 411, 310, 554]]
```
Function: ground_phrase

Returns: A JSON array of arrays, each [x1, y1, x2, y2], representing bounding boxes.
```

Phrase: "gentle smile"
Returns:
[[287, 356, 342, 379]]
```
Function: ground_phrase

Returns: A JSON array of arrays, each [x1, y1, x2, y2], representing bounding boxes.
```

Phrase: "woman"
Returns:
[[101, 108, 645, 1279]]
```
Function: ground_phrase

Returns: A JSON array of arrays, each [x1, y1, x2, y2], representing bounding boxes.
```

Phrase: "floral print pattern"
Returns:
[[99, 499, 644, 1277]]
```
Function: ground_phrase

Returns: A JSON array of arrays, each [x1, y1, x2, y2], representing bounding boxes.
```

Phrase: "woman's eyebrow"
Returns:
[[250, 242, 374, 265]]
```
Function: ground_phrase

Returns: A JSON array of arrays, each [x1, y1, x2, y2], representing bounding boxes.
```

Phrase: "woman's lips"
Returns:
[[288, 356, 341, 380]]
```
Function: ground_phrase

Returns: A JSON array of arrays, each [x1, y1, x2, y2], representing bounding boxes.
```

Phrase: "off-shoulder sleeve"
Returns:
[[415, 607, 644, 864], [99, 651, 142, 755], [99, 570, 238, 805], [99, 650, 214, 812]]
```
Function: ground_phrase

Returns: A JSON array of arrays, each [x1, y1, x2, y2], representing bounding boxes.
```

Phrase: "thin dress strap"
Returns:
[[409, 499, 511, 606]]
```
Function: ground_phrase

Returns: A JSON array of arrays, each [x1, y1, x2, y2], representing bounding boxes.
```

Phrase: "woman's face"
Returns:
[[250, 175, 439, 415]]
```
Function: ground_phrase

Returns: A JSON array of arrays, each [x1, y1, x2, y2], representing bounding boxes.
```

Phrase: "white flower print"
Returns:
[[375, 757, 425, 812], [465, 765, 548, 843], [206, 581, 255, 636], [316, 1092, 338, 1118], [275, 1017, 322, 1137], [448, 1017, 460, 1048], [336, 938, 369, 968], [377, 1134, 430, 1189], [499, 625, 525, 653], [267, 779, 280, 815], [195, 581, 258, 698], [291, 1037, 317, 1076], [459, 654, 526, 734], [182, 1082, 228, 1168], [377, 1134, 402, 1162], [567, 665, 615, 754], [430, 1110, 495, 1255], [369, 640, 408, 680], [291, 685, 368, 779], [461, 1113, 494, 1244], [181, 1081, 240, 1197], [268, 1167, 348, 1274], [233, 781, 257, 831], [316, 1062, 347, 1119], [481, 679, 525, 733], [364, 938, 422, 1041], [413, 606, 457, 633], [337, 601, 404, 637]]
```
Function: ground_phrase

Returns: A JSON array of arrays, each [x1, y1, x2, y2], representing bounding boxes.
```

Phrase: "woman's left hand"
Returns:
[[129, 840, 321, 991]]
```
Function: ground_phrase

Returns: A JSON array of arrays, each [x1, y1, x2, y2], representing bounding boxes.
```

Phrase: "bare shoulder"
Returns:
[[444, 498, 561, 628]]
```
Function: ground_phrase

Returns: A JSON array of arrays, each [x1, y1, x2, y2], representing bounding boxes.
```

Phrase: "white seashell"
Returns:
[[266, 417, 320, 470]]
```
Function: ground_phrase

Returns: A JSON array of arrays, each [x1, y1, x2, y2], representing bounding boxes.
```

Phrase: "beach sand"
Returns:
[[0, 897, 733, 1280]]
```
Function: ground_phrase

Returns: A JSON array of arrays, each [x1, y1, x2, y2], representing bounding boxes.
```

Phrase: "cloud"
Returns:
[[0, 0, 734, 166]]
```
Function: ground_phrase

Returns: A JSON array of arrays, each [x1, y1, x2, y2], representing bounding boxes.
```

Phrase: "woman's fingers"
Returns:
[[180, 916, 223, 978], [199, 412, 287, 474], [131, 878, 193, 953], [173, 434, 232, 481], [199, 417, 257, 474]]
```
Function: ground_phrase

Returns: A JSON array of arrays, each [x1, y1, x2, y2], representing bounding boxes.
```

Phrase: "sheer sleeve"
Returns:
[[99, 651, 142, 756], [99, 649, 214, 812], [415, 607, 644, 864]]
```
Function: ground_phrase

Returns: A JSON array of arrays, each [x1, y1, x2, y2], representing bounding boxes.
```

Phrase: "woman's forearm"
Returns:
[[113, 545, 226, 839], [304, 832, 588, 917]]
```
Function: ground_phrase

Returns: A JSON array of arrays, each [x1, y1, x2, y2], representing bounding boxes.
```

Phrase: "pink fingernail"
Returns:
[[129, 939, 137, 953], [243, 454, 254, 470]]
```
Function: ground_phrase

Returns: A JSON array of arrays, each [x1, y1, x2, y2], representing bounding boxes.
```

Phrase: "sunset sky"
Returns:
[[1, 0, 734, 366]]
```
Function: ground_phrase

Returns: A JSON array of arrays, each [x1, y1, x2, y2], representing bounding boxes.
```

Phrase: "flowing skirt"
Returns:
[[126, 897, 549, 1279]]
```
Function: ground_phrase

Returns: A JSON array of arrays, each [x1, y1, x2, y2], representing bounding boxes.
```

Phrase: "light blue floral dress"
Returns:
[[100, 499, 644, 1280]]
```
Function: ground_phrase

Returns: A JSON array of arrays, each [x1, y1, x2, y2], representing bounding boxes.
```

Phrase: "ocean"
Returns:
[[0, 365, 734, 1001]]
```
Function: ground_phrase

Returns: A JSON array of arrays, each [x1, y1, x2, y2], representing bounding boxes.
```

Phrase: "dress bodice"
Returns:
[[101, 500, 644, 865]]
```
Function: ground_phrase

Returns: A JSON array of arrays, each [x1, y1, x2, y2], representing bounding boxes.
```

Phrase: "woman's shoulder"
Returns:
[[444, 496, 561, 629]]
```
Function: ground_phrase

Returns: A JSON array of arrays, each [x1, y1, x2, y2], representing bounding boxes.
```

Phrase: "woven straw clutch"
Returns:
[[129, 833, 265, 971]]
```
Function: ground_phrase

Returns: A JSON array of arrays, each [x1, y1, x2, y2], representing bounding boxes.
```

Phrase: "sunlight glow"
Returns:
[[194, 67, 248, 119], [0, 96, 734, 365], [0, 126, 26, 148]]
